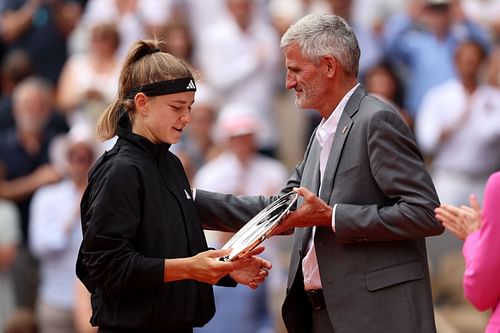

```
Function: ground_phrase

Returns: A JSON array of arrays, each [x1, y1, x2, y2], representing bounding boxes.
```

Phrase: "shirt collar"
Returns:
[[316, 83, 359, 147]]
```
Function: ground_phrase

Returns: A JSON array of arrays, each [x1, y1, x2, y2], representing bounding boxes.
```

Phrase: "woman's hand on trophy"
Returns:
[[229, 247, 272, 289]]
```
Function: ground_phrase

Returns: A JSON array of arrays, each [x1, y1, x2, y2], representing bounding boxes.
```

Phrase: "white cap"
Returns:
[[214, 102, 262, 141], [49, 123, 102, 173]]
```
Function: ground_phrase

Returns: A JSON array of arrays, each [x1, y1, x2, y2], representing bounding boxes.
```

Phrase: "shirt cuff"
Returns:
[[331, 204, 337, 232]]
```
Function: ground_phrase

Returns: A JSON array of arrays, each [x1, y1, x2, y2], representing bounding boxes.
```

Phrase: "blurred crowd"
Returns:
[[0, 0, 499, 332]]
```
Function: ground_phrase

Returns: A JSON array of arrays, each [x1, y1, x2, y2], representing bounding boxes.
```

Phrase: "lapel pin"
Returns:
[[342, 125, 347, 134]]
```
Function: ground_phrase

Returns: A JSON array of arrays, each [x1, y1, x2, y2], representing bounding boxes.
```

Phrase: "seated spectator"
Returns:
[[79, 0, 175, 60], [415, 39, 500, 331], [194, 102, 290, 333], [29, 124, 99, 333], [363, 61, 412, 128], [384, 0, 491, 118], [415, 40, 500, 206], [0, 49, 34, 130], [0, 0, 85, 84], [161, 19, 194, 65], [56, 22, 121, 128], [0, 76, 67, 311], [0, 199, 20, 332], [195, 0, 281, 156]]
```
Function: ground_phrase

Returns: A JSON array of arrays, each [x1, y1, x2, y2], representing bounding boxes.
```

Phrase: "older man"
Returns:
[[195, 14, 443, 333]]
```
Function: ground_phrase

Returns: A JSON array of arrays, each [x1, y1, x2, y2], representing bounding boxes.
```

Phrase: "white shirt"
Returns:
[[194, 152, 288, 196], [302, 84, 359, 291], [29, 180, 83, 309], [194, 16, 281, 148], [416, 79, 500, 176]]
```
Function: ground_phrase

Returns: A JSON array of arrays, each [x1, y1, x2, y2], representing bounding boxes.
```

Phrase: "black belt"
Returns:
[[306, 289, 326, 310]]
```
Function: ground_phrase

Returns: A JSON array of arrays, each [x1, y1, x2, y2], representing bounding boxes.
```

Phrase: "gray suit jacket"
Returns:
[[196, 86, 444, 333]]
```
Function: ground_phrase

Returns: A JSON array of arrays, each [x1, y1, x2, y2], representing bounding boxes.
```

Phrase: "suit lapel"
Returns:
[[299, 138, 321, 253], [303, 138, 321, 197], [318, 117, 353, 202], [318, 86, 366, 203]]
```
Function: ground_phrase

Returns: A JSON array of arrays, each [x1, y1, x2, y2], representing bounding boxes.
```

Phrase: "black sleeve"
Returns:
[[81, 160, 164, 296]]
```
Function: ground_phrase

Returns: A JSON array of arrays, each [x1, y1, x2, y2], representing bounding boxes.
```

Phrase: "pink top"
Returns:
[[463, 171, 500, 333]]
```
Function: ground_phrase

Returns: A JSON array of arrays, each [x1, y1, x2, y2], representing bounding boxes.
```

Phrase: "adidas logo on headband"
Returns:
[[186, 79, 196, 90]]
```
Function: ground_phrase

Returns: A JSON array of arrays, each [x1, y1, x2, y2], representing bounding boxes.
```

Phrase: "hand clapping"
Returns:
[[435, 194, 482, 240]]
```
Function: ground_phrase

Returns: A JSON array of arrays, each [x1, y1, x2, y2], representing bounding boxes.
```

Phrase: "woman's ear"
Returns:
[[134, 93, 148, 116]]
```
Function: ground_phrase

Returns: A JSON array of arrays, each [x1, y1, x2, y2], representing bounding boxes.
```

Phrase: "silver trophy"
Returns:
[[220, 191, 298, 261]]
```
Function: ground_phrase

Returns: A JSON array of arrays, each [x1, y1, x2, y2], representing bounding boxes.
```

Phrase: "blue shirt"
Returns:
[[0, 128, 54, 242], [383, 13, 491, 117]]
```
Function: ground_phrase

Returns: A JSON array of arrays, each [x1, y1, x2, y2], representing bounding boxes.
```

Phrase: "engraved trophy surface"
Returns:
[[221, 191, 298, 261]]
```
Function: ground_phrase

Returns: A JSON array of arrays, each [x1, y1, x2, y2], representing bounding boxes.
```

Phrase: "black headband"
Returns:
[[125, 77, 196, 99]]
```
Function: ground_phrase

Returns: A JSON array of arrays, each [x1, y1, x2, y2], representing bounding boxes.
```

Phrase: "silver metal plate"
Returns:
[[221, 191, 298, 261]]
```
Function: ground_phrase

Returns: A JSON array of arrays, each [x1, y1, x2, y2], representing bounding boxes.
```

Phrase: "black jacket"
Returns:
[[76, 115, 224, 332]]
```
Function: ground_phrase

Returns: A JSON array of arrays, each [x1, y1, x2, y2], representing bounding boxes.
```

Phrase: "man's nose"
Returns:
[[286, 75, 297, 90]]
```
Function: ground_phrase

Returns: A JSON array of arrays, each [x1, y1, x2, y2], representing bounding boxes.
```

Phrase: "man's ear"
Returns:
[[323, 55, 336, 78], [134, 93, 148, 116]]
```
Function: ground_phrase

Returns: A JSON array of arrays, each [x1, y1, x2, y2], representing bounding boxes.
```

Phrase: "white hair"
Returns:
[[280, 14, 360, 76]]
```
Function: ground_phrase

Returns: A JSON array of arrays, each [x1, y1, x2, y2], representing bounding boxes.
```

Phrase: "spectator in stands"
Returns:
[[415, 39, 500, 207], [0, 0, 86, 84], [56, 22, 121, 128], [161, 19, 194, 65], [384, 0, 491, 118], [0, 49, 34, 130], [194, 102, 289, 333], [363, 61, 412, 128], [195, 0, 281, 156], [0, 199, 21, 332], [415, 39, 500, 301], [79, 0, 175, 59], [29, 124, 99, 333], [0, 76, 66, 311]]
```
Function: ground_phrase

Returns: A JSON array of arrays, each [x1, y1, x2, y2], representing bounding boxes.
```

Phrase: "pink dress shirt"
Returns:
[[462, 171, 500, 333]]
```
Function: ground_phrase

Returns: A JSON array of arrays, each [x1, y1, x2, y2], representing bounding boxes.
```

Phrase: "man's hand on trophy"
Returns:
[[272, 187, 333, 236]]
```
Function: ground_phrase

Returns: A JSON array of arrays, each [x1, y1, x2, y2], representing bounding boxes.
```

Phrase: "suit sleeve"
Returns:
[[81, 162, 164, 296], [462, 172, 500, 311], [195, 130, 316, 230], [335, 108, 444, 242]]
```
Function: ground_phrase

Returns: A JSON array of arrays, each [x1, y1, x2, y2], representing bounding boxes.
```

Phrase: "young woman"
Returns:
[[76, 39, 270, 333]]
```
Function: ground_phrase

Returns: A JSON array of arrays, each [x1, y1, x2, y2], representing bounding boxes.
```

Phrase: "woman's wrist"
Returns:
[[163, 257, 192, 282]]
